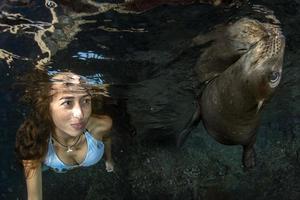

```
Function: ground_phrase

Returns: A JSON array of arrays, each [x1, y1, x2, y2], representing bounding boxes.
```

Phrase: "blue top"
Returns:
[[43, 130, 104, 173]]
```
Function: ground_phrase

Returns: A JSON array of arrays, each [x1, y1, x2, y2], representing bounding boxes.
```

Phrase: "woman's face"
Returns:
[[49, 73, 92, 138]]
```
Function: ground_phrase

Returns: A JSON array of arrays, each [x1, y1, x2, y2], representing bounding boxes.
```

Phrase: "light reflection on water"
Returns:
[[48, 70, 105, 85], [72, 50, 113, 61], [86, 73, 105, 85]]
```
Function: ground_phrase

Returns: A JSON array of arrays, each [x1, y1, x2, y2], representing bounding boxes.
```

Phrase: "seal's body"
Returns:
[[178, 17, 285, 168]]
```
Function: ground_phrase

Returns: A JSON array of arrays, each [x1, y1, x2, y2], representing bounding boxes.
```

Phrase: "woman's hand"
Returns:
[[105, 160, 114, 172]]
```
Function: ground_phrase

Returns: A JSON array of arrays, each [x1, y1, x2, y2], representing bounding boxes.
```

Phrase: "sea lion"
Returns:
[[177, 17, 285, 168]]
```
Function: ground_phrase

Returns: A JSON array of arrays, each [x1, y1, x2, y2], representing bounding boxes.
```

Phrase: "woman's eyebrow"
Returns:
[[59, 94, 91, 100], [59, 96, 74, 100]]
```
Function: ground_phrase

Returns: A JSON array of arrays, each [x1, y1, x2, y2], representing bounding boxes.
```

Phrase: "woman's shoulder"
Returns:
[[86, 115, 112, 140], [22, 160, 42, 178]]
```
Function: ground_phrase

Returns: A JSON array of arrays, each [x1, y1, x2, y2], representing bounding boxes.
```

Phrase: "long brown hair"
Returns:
[[15, 70, 54, 173]]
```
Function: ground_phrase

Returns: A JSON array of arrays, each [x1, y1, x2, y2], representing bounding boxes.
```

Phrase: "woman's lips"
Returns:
[[71, 123, 85, 130]]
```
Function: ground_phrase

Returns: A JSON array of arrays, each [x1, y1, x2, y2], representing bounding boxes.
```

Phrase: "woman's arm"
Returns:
[[88, 115, 114, 172], [102, 130, 114, 172], [23, 161, 42, 200]]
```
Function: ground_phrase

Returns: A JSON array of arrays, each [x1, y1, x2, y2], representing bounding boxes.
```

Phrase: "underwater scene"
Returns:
[[0, 0, 299, 199]]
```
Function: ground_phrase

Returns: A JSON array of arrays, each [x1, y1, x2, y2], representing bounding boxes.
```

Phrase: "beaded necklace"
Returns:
[[51, 133, 82, 153]]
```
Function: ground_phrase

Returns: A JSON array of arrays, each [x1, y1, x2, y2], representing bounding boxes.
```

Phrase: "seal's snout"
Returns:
[[251, 26, 285, 70], [263, 33, 285, 59]]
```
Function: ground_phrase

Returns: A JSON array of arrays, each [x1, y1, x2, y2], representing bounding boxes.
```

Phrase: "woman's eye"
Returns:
[[62, 101, 72, 106], [268, 71, 280, 83]]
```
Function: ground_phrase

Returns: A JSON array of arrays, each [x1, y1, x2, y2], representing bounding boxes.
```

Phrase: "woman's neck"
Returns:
[[52, 129, 80, 145]]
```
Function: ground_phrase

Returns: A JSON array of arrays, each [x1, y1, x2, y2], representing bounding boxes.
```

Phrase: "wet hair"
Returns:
[[15, 70, 108, 176], [15, 70, 53, 176]]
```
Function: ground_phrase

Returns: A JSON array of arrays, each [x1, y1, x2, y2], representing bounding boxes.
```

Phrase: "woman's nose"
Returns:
[[72, 104, 84, 119]]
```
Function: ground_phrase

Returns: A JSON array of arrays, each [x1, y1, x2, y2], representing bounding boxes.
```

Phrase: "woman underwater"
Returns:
[[15, 71, 114, 200]]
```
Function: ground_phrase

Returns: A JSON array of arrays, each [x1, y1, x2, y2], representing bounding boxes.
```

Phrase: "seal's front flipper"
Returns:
[[176, 103, 201, 148], [242, 144, 256, 169]]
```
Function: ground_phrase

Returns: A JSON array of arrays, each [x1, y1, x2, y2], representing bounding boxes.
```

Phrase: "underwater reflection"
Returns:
[[72, 50, 114, 61]]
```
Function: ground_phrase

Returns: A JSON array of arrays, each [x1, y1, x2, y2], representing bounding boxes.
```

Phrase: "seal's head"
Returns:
[[240, 22, 285, 111]]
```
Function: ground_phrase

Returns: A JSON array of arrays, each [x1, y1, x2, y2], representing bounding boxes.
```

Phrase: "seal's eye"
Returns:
[[268, 71, 280, 83]]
